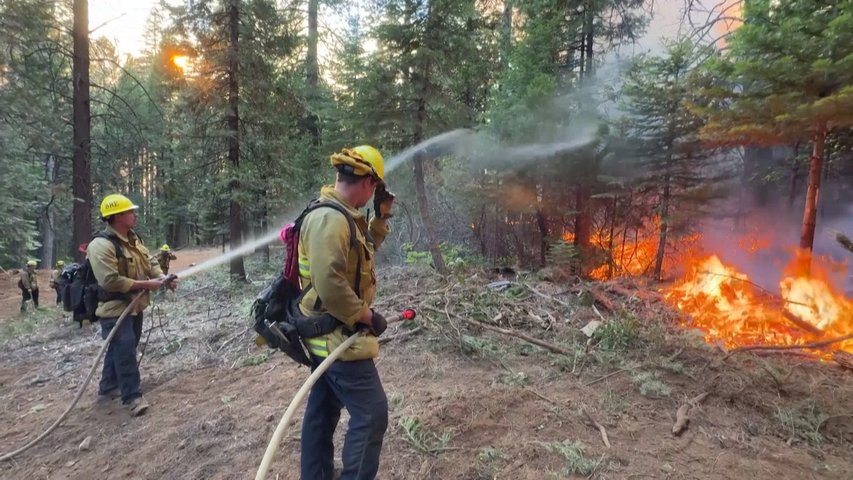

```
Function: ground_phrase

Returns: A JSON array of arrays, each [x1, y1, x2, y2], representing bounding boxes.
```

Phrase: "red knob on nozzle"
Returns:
[[402, 308, 417, 320]]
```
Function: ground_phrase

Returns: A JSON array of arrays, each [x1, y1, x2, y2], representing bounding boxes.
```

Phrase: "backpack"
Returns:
[[252, 200, 359, 366], [64, 232, 129, 327]]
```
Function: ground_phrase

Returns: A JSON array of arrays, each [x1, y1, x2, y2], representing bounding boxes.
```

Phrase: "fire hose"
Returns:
[[255, 308, 417, 480], [0, 274, 177, 462]]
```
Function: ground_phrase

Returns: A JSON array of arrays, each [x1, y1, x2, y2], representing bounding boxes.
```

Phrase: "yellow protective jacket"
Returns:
[[153, 250, 177, 273], [297, 186, 390, 361], [87, 225, 164, 318], [20, 269, 38, 290], [50, 269, 61, 288]]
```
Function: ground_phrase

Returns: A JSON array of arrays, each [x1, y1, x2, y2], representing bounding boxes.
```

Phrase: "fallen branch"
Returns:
[[218, 327, 250, 353], [525, 388, 561, 407], [781, 311, 824, 336], [673, 392, 710, 436], [583, 368, 629, 387], [587, 286, 615, 312], [689, 392, 710, 407], [378, 326, 423, 345], [722, 333, 853, 360], [525, 284, 572, 309], [450, 311, 572, 357], [582, 408, 611, 448], [672, 405, 691, 436]]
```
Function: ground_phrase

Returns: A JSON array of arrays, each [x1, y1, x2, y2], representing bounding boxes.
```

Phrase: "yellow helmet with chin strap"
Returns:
[[161, 244, 171, 252], [99, 194, 139, 218], [27, 260, 37, 267], [330, 145, 385, 181], [56, 260, 65, 267]]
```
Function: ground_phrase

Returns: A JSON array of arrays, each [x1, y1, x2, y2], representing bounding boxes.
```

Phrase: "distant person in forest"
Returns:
[[49, 260, 65, 306], [18, 260, 39, 312], [88, 193, 178, 416], [153, 244, 177, 275], [298, 145, 395, 480]]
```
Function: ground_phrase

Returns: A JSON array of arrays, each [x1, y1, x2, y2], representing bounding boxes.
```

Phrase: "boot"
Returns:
[[126, 396, 150, 417]]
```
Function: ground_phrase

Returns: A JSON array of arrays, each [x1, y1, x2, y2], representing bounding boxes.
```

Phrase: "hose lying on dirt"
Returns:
[[0, 292, 145, 462], [255, 331, 362, 480], [255, 309, 416, 480]]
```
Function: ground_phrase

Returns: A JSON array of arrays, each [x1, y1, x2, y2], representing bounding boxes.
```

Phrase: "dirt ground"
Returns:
[[0, 248, 221, 322], [1, 261, 852, 479]]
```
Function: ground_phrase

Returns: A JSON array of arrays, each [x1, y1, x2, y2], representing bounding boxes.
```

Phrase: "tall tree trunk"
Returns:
[[412, 50, 447, 274], [413, 150, 448, 275], [653, 175, 671, 281], [72, 0, 92, 263], [573, 4, 596, 274], [500, 0, 513, 72], [573, 183, 592, 261], [227, 0, 246, 281], [534, 182, 548, 266], [305, 0, 320, 145], [41, 155, 58, 267], [799, 126, 826, 255]]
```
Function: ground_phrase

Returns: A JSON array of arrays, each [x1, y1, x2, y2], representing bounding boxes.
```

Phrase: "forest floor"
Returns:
[[0, 248, 221, 321], [1, 253, 852, 479]]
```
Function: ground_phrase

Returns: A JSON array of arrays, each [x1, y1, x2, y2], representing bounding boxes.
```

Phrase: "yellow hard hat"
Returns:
[[27, 260, 37, 267], [56, 260, 65, 267], [330, 145, 385, 180], [100, 194, 139, 218], [161, 244, 170, 252]]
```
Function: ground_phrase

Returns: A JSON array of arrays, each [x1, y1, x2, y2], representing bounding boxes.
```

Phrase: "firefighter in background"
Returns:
[[298, 145, 395, 480], [49, 260, 65, 306], [153, 244, 177, 275], [19, 260, 39, 312]]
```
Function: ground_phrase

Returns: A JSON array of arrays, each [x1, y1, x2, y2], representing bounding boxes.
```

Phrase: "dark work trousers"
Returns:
[[54, 287, 62, 305], [301, 356, 389, 480], [99, 313, 144, 403], [20, 288, 38, 310]]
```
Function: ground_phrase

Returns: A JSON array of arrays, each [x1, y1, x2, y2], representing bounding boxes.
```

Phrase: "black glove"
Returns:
[[373, 182, 395, 220], [369, 309, 387, 336]]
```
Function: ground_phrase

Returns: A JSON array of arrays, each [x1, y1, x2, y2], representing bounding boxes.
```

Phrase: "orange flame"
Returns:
[[663, 253, 853, 356]]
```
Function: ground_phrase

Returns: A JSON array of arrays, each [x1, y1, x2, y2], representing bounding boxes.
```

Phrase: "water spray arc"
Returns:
[[0, 127, 596, 463]]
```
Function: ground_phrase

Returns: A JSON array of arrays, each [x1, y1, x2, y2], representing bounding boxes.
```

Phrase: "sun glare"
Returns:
[[171, 55, 191, 74]]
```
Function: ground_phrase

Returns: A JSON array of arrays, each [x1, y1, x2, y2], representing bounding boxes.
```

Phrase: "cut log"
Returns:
[[672, 404, 690, 436], [587, 287, 615, 312]]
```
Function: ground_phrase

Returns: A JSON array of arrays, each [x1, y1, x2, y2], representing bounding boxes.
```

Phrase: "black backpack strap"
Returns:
[[91, 231, 131, 302], [297, 200, 361, 311]]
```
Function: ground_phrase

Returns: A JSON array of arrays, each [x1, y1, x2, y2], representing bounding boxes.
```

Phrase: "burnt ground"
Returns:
[[1, 259, 852, 480]]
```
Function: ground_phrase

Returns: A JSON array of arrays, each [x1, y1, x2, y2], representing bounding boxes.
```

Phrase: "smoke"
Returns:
[[696, 200, 853, 295], [385, 124, 600, 175]]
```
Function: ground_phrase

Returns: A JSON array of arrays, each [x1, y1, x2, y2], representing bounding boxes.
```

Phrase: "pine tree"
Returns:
[[700, 0, 853, 258], [619, 40, 723, 280]]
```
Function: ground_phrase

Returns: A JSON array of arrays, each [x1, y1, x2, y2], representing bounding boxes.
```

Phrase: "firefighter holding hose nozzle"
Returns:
[[296, 145, 395, 480], [87, 194, 179, 416]]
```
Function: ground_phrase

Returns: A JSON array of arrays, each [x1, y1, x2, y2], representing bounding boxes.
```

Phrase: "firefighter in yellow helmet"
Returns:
[[19, 260, 40, 312], [49, 260, 66, 306], [153, 244, 178, 275], [87, 193, 178, 416], [298, 145, 395, 479]]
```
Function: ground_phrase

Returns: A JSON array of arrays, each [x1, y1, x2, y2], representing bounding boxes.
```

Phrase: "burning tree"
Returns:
[[699, 0, 853, 260], [618, 39, 725, 281]]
